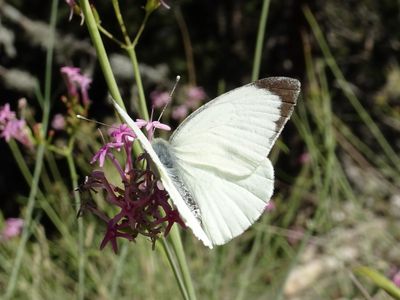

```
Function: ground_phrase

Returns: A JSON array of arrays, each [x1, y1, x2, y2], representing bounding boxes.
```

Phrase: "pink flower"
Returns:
[[172, 105, 189, 121], [136, 119, 171, 141], [0, 103, 33, 148], [78, 74, 92, 106], [109, 124, 136, 144], [52, 114, 66, 130], [1, 218, 24, 240], [1, 118, 33, 148], [61, 66, 80, 97], [91, 142, 124, 167], [393, 271, 400, 287], [185, 86, 206, 108], [287, 227, 305, 245], [298, 152, 311, 165], [0, 103, 16, 123], [79, 127, 185, 253], [150, 91, 170, 109], [264, 200, 276, 212], [60, 66, 92, 105]]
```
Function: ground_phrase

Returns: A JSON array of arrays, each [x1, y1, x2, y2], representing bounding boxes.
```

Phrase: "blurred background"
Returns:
[[0, 0, 399, 299]]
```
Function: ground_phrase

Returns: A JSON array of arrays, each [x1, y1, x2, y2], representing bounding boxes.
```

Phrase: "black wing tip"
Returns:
[[254, 77, 301, 105], [255, 77, 301, 91]]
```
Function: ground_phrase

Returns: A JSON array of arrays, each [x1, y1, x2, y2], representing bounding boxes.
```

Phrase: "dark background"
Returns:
[[1, 0, 399, 215]]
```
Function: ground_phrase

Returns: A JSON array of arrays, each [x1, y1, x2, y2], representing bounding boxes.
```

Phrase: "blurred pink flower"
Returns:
[[61, 66, 80, 97], [185, 86, 206, 108], [298, 152, 311, 165], [78, 74, 92, 106], [264, 200, 276, 212], [0, 103, 16, 123], [0, 109, 33, 149], [52, 114, 66, 130], [150, 91, 170, 109], [1, 218, 24, 240], [393, 271, 400, 287], [60, 66, 92, 105], [172, 105, 189, 121], [287, 227, 305, 245]]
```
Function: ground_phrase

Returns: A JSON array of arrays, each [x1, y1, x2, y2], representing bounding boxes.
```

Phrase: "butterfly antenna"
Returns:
[[76, 114, 115, 128], [97, 128, 107, 144], [76, 115, 114, 144], [157, 75, 181, 122], [150, 106, 154, 122]]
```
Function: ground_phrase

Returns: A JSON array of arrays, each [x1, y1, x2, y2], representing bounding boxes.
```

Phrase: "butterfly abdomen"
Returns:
[[152, 138, 176, 168], [152, 138, 202, 221]]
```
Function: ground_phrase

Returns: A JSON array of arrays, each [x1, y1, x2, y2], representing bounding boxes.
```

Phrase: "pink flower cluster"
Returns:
[[60, 66, 92, 106], [1, 218, 24, 241], [392, 269, 400, 287], [80, 121, 180, 253], [150, 85, 207, 121], [0, 103, 33, 148], [172, 86, 206, 121]]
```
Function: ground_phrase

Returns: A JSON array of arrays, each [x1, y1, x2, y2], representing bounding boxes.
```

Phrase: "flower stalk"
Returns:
[[78, 1, 198, 298], [4, 0, 58, 298], [79, 0, 125, 110]]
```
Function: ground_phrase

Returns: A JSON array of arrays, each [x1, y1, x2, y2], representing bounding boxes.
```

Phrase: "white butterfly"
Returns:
[[113, 77, 300, 248]]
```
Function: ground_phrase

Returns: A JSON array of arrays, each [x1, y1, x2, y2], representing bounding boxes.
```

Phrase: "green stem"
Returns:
[[252, 0, 270, 81], [5, 143, 45, 300], [235, 227, 264, 300], [8, 141, 77, 249], [66, 148, 85, 300], [111, 0, 149, 120], [97, 24, 125, 47], [355, 266, 400, 299], [110, 243, 129, 298], [82, 3, 195, 299], [4, 0, 58, 297], [169, 226, 197, 300], [303, 6, 400, 171], [8, 140, 33, 185], [126, 47, 149, 120], [111, 0, 132, 45], [79, 0, 125, 109], [160, 238, 189, 300], [131, 13, 151, 48]]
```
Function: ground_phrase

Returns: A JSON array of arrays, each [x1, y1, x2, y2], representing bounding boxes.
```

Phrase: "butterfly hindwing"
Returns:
[[176, 158, 274, 245]]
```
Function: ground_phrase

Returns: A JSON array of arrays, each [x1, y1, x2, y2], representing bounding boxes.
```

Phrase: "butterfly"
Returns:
[[113, 77, 300, 248]]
